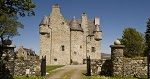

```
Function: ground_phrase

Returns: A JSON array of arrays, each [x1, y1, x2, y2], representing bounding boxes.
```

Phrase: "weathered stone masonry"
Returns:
[[39, 4, 102, 65], [91, 40, 147, 78]]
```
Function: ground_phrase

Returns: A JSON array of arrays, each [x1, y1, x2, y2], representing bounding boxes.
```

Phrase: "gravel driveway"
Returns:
[[48, 65, 86, 79]]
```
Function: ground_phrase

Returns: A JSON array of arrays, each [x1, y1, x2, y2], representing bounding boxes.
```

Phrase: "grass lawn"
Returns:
[[82, 70, 139, 79], [14, 65, 64, 79], [46, 65, 64, 74], [82, 75, 138, 79], [14, 76, 45, 79]]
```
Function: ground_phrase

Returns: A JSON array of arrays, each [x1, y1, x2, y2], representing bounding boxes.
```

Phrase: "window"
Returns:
[[92, 47, 95, 52], [47, 33, 50, 38], [74, 51, 77, 55], [61, 45, 65, 51], [54, 58, 57, 61], [80, 45, 82, 48], [61, 22, 64, 25]]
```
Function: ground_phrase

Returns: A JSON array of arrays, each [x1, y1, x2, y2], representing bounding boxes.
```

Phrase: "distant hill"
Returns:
[[101, 53, 111, 59]]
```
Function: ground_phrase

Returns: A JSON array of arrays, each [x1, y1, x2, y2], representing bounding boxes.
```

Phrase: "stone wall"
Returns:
[[91, 57, 147, 78], [14, 59, 40, 76], [123, 57, 147, 77], [71, 31, 85, 64], [91, 59, 112, 76], [91, 41, 147, 78]]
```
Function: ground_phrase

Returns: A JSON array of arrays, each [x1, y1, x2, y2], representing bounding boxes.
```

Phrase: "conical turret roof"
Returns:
[[39, 16, 48, 26]]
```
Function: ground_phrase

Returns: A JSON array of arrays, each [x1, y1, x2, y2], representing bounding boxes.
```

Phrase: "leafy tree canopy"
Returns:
[[0, 0, 36, 42], [0, 0, 36, 17], [120, 27, 145, 58], [0, 14, 23, 40], [146, 18, 150, 50]]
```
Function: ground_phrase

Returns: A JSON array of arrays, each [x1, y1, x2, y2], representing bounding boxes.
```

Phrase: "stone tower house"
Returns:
[[39, 4, 102, 65]]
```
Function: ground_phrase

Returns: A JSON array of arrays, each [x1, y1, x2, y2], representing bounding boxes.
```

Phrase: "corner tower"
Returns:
[[40, 4, 70, 65]]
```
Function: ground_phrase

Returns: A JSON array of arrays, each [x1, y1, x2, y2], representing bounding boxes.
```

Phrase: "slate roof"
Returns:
[[23, 48, 36, 56], [69, 18, 83, 32], [39, 16, 100, 36], [39, 16, 48, 26], [16, 46, 37, 56], [67, 18, 96, 35]]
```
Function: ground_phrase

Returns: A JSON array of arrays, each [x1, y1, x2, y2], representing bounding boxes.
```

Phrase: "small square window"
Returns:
[[54, 58, 57, 61], [92, 47, 95, 52], [74, 51, 77, 55], [47, 33, 50, 38], [61, 22, 64, 25], [80, 45, 82, 48]]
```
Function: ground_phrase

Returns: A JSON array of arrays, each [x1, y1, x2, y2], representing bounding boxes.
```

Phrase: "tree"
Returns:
[[120, 28, 145, 58], [0, 0, 36, 44], [0, 0, 36, 17], [145, 18, 150, 54], [0, 1, 35, 78], [0, 14, 23, 42]]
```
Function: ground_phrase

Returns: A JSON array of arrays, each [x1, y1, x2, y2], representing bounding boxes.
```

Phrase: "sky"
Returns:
[[12, 0, 150, 54]]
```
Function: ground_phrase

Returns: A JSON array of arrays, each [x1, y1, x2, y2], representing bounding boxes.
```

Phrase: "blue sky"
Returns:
[[12, 0, 150, 54]]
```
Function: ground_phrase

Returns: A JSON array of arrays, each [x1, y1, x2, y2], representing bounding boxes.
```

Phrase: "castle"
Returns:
[[39, 4, 102, 65]]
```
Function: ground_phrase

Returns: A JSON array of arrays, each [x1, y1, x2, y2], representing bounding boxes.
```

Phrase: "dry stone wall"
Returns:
[[91, 43, 147, 78], [123, 57, 147, 78], [14, 59, 40, 76]]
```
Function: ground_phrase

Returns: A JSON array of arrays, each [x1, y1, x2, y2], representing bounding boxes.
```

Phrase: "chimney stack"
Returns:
[[94, 17, 100, 26], [51, 4, 61, 14]]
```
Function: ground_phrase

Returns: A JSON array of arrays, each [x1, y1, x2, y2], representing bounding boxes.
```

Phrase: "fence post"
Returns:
[[41, 56, 46, 76], [87, 56, 91, 76]]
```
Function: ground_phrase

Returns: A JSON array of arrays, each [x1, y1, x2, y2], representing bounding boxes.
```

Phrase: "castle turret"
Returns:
[[94, 17, 102, 41], [39, 16, 49, 34]]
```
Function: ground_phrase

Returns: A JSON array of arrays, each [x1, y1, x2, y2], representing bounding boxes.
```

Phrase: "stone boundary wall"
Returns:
[[14, 59, 40, 76], [91, 57, 147, 78], [123, 57, 147, 77], [91, 59, 112, 76], [91, 42, 148, 78]]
